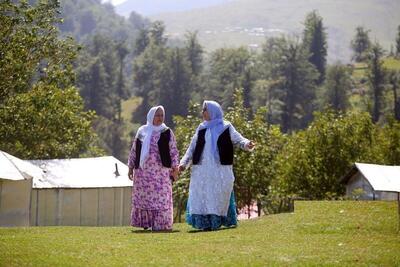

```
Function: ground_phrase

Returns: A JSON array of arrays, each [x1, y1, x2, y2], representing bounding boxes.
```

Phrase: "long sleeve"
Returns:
[[179, 131, 198, 168], [127, 138, 137, 169], [229, 124, 252, 151], [169, 130, 180, 168]]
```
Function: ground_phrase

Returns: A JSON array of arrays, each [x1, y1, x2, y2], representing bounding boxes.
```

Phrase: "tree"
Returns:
[[0, 85, 99, 159], [76, 35, 129, 160], [275, 110, 378, 199], [0, 0, 100, 159], [351, 26, 371, 62], [79, 10, 96, 35], [132, 24, 197, 126], [377, 118, 400, 165], [132, 34, 169, 124], [133, 27, 149, 56], [205, 47, 255, 109], [396, 25, 400, 58], [388, 70, 400, 121], [160, 48, 192, 125], [321, 64, 352, 112], [149, 21, 167, 46], [303, 10, 327, 84], [367, 42, 387, 123], [275, 38, 319, 132], [184, 31, 203, 76]]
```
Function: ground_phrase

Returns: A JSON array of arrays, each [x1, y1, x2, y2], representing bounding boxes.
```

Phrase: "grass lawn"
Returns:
[[383, 57, 400, 70], [1, 201, 399, 266]]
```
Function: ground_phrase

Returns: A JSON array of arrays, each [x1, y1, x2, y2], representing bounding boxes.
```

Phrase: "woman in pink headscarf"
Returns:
[[127, 106, 179, 231]]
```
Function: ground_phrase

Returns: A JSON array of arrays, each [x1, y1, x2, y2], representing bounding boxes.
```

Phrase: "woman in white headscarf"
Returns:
[[127, 106, 179, 231], [179, 101, 255, 231]]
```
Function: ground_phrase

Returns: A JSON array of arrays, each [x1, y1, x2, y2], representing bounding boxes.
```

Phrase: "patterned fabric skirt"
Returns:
[[186, 191, 237, 230], [131, 206, 173, 231]]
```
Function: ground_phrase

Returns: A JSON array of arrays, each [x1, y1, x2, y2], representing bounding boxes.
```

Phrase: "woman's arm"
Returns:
[[179, 131, 198, 169], [127, 138, 136, 180], [229, 124, 254, 151]]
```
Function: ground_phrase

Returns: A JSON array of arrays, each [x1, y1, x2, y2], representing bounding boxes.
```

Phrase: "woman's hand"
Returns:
[[171, 167, 179, 181], [128, 168, 134, 181], [246, 140, 256, 150]]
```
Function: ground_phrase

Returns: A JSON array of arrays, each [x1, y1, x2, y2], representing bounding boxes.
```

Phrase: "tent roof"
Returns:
[[28, 156, 132, 189], [342, 163, 400, 193], [0, 150, 44, 181]]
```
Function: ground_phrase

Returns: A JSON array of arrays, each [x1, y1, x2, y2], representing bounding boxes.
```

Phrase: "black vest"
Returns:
[[134, 128, 172, 169], [192, 127, 233, 165]]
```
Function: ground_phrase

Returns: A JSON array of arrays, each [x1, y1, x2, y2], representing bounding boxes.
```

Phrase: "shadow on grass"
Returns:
[[130, 229, 181, 234], [187, 226, 237, 234]]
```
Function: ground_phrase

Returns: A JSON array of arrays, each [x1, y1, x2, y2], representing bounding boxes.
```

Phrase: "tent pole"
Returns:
[[398, 192, 400, 232]]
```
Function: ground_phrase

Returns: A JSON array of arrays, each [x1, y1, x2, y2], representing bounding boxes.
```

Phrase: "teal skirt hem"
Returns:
[[186, 191, 237, 230]]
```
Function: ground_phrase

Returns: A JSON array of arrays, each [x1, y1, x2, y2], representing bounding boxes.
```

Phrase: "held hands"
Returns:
[[170, 165, 186, 182], [178, 165, 186, 172]]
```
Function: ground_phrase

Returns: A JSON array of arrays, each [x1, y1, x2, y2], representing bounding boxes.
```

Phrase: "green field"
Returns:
[[384, 57, 400, 70], [0, 201, 399, 266]]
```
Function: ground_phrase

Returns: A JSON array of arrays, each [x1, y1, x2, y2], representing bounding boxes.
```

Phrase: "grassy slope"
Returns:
[[121, 96, 142, 142], [349, 58, 400, 111], [152, 0, 400, 62], [1, 201, 399, 266]]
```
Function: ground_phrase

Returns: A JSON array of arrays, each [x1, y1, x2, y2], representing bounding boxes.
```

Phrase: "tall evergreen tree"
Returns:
[[205, 47, 254, 108], [132, 38, 168, 124], [273, 38, 319, 132], [184, 31, 203, 76], [367, 42, 386, 123], [396, 25, 400, 58], [351, 26, 371, 62], [77, 35, 119, 119], [322, 64, 352, 112], [256, 37, 287, 124], [149, 21, 167, 46], [133, 27, 149, 56], [76, 35, 129, 160], [388, 71, 400, 121], [303, 10, 327, 85], [160, 48, 192, 125]]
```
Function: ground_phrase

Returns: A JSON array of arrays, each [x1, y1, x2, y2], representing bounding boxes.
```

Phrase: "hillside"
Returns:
[[59, 0, 149, 43], [1, 201, 399, 265], [151, 0, 400, 63]]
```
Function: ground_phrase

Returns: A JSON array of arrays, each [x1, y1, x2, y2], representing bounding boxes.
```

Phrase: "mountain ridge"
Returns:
[[115, 0, 233, 17], [150, 0, 400, 62]]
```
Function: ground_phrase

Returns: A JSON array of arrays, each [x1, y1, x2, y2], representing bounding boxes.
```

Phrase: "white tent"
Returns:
[[0, 151, 43, 227], [342, 162, 400, 230], [342, 163, 400, 200], [28, 156, 133, 226]]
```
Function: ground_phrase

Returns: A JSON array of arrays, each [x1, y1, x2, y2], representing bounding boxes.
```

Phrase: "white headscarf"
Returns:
[[135, 106, 167, 169]]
